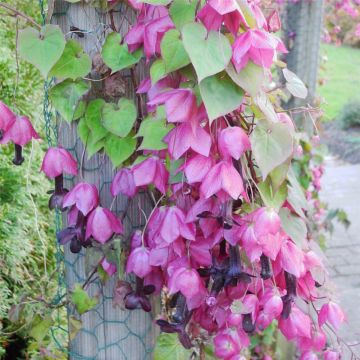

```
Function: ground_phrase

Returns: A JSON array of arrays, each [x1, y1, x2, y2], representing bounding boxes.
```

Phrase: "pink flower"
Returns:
[[168, 267, 206, 309], [209, 0, 239, 15], [232, 29, 283, 72], [0, 101, 16, 135], [132, 156, 168, 194], [86, 206, 123, 244], [63, 182, 99, 216], [148, 89, 197, 124], [214, 329, 241, 359], [111, 168, 137, 198], [41, 147, 78, 179], [184, 154, 214, 184], [318, 301, 345, 330], [267, 10, 281, 33], [197, 4, 223, 31], [200, 161, 244, 200], [0, 115, 39, 146], [218, 127, 250, 160], [299, 351, 318, 360], [324, 350, 340, 360], [165, 122, 212, 160], [148, 206, 195, 245], [279, 305, 312, 340], [278, 240, 304, 278], [126, 246, 152, 278], [101, 258, 117, 277]]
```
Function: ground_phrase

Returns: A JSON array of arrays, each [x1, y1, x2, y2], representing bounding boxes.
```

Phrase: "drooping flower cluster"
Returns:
[[96, 1, 346, 358], [0, 101, 39, 165]]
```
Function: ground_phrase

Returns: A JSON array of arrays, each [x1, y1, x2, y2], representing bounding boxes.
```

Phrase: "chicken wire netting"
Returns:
[[38, 1, 155, 359]]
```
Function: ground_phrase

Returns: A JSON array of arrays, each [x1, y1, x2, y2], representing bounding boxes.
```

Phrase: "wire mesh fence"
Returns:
[[38, 1, 155, 358]]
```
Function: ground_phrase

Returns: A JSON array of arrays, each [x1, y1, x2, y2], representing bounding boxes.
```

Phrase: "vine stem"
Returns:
[[0, 2, 42, 30]]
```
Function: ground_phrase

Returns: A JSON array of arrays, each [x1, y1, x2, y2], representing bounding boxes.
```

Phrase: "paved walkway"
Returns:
[[321, 156, 360, 358]]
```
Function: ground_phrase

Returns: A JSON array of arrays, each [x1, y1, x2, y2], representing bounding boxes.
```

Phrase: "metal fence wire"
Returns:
[[38, 1, 155, 359]]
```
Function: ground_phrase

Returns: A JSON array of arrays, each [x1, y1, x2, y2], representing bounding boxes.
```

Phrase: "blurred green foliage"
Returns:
[[0, 1, 60, 358]]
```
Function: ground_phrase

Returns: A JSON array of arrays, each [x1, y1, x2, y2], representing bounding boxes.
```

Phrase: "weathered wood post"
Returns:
[[51, 2, 154, 359], [283, 0, 325, 107]]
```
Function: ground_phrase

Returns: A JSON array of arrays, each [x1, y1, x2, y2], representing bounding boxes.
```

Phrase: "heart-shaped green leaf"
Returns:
[[136, 116, 173, 150], [258, 179, 288, 211], [49, 79, 90, 122], [150, 59, 166, 84], [29, 314, 54, 342], [105, 134, 136, 167], [49, 39, 91, 80], [18, 25, 66, 78], [279, 208, 307, 248], [84, 99, 109, 143], [154, 333, 193, 360], [226, 62, 265, 97], [101, 32, 142, 73], [199, 73, 244, 123], [71, 284, 98, 315], [101, 98, 137, 137], [182, 22, 232, 81], [250, 120, 294, 180], [161, 29, 190, 74], [170, 0, 197, 30]]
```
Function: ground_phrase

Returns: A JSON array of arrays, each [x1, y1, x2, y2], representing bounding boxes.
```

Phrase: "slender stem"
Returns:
[[0, 2, 42, 30]]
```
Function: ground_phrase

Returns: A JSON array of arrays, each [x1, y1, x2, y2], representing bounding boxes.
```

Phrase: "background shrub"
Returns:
[[338, 101, 360, 129]]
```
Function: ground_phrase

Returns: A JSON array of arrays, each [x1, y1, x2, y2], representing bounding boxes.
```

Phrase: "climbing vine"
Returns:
[[0, 0, 352, 359]]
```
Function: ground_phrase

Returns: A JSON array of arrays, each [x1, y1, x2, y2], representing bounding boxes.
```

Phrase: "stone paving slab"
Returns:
[[321, 156, 360, 358]]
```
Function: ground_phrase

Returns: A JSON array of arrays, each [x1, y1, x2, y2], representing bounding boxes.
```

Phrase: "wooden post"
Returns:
[[51, 2, 154, 359], [283, 0, 324, 107]]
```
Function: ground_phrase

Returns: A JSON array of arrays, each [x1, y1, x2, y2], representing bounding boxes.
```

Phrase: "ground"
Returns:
[[318, 44, 360, 121], [321, 157, 360, 358]]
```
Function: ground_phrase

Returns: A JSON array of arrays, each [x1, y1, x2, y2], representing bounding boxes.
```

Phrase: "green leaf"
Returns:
[[182, 22, 232, 82], [287, 167, 308, 217], [101, 32, 142, 73], [49, 39, 91, 80], [258, 180, 288, 211], [69, 316, 82, 341], [161, 29, 190, 74], [279, 208, 307, 248], [154, 333, 193, 360], [84, 99, 109, 143], [269, 161, 291, 191], [101, 98, 137, 137], [170, 0, 197, 30], [136, 117, 173, 150], [199, 73, 244, 123], [105, 134, 136, 167], [87, 137, 106, 159], [283, 68, 308, 99], [29, 314, 54, 342], [78, 117, 90, 144], [71, 284, 98, 315], [18, 25, 66, 78], [250, 120, 294, 180], [150, 59, 167, 84], [49, 79, 90, 122], [226, 62, 265, 97]]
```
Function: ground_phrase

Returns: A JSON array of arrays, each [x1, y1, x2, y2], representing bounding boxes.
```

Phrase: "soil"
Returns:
[[322, 121, 360, 164]]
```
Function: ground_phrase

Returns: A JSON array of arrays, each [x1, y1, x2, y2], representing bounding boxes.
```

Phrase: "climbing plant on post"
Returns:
[[0, 0, 352, 359]]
